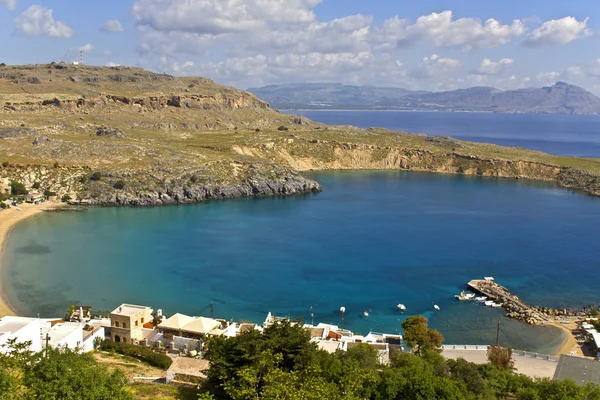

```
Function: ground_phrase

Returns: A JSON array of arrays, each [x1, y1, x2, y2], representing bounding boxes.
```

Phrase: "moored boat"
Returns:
[[434, 305, 440, 311], [475, 296, 487, 302], [397, 304, 406, 311], [455, 291, 476, 301], [485, 301, 494, 307]]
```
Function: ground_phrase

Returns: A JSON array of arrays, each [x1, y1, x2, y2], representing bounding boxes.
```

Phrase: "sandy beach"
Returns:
[[551, 319, 585, 357], [0, 203, 61, 318]]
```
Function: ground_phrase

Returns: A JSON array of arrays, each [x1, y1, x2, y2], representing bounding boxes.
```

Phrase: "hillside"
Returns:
[[0, 63, 599, 205], [248, 82, 600, 114]]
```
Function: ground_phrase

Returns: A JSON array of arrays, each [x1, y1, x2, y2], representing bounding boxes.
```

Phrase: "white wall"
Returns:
[[81, 327, 105, 353]]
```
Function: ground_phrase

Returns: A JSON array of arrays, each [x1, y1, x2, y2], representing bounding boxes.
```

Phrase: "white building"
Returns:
[[0, 317, 48, 353]]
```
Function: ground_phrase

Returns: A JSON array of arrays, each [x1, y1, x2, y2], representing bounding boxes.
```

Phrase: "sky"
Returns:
[[1, 0, 600, 94]]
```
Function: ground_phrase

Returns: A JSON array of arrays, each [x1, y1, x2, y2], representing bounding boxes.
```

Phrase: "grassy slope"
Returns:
[[0, 64, 599, 201]]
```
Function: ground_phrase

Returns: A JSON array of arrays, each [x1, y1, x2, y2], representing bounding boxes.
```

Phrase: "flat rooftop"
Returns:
[[0, 316, 38, 335], [47, 323, 81, 346], [554, 355, 600, 385], [111, 304, 150, 317]]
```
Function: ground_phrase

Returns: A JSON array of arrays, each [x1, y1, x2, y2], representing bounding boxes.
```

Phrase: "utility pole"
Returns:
[[210, 302, 214, 319], [496, 320, 500, 346], [45, 333, 50, 358]]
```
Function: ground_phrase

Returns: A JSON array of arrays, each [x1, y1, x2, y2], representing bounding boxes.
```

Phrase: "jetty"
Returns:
[[42, 207, 88, 213], [467, 279, 551, 325]]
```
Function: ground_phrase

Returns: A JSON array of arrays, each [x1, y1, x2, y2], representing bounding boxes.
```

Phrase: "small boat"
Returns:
[[434, 305, 440, 311], [475, 296, 487, 302], [363, 311, 369, 317], [484, 277, 495, 281], [485, 301, 494, 307], [397, 304, 406, 311], [455, 291, 476, 301], [491, 303, 502, 308]]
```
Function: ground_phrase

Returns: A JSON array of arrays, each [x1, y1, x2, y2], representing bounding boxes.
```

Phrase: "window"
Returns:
[[115, 321, 119, 328], [141, 318, 144, 324], [122, 323, 127, 329], [135, 320, 139, 327]]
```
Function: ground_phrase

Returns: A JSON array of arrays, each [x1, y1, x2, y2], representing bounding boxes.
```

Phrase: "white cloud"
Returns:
[[586, 59, 600, 77], [562, 66, 583, 80], [0, 0, 15, 10], [106, 61, 121, 67], [14, 5, 73, 38], [78, 43, 94, 53], [535, 71, 560, 86], [101, 19, 124, 33], [474, 58, 514, 75], [375, 11, 526, 51], [133, 0, 322, 35], [409, 54, 461, 79], [522, 16, 592, 47]]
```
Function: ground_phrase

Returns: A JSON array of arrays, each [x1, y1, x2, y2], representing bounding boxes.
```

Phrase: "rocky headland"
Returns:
[[0, 63, 599, 206]]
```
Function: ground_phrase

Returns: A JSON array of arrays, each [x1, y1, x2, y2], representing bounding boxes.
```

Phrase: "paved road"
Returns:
[[442, 350, 558, 379]]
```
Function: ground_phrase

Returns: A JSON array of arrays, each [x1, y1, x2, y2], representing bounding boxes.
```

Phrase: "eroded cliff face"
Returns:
[[235, 142, 600, 197]]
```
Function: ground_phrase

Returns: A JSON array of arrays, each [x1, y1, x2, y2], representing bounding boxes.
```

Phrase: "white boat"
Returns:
[[484, 277, 495, 281], [363, 311, 369, 317], [475, 296, 487, 302], [454, 291, 476, 301], [397, 304, 406, 311], [434, 305, 440, 311], [484, 301, 494, 307], [491, 303, 502, 308]]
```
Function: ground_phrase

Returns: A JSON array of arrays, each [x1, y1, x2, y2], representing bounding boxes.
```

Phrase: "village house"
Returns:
[[110, 304, 153, 344], [24, 192, 44, 204]]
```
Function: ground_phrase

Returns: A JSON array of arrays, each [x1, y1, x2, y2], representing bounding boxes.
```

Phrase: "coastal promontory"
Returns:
[[1, 63, 599, 204]]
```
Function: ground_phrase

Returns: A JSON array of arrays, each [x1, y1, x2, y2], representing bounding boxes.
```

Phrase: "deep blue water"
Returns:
[[282, 110, 600, 158], [4, 171, 600, 353]]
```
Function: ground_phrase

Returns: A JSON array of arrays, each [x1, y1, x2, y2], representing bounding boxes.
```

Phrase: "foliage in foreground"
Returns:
[[200, 319, 600, 400], [0, 339, 132, 399]]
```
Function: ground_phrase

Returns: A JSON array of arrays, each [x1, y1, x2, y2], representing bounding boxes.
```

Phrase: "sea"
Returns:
[[282, 110, 600, 158], [3, 111, 600, 354]]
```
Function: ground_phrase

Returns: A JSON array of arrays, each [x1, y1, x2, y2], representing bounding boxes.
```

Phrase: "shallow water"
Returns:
[[3, 171, 599, 353]]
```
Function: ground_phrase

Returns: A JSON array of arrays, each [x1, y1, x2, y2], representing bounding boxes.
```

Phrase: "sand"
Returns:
[[550, 319, 584, 357], [0, 202, 62, 318]]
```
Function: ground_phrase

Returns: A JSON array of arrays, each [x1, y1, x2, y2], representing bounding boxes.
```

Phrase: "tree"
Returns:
[[487, 345, 514, 369], [9, 181, 27, 196], [23, 347, 133, 399], [277, 126, 289, 131], [31, 182, 40, 189], [61, 194, 71, 203], [43, 189, 56, 197], [401, 315, 444, 355], [89, 172, 102, 181]]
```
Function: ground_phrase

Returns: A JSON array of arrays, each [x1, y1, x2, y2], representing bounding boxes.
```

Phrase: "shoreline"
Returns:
[[0, 203, 61, 318], [0, 202, 586, 358]]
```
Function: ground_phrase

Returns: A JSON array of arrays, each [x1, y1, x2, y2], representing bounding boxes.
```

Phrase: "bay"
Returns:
[[3, 170, 600, 354], [283, 110, 600, 158]]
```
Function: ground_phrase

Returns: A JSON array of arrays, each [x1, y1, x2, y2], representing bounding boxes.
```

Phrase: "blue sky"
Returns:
[[1, 0, 600, 94]]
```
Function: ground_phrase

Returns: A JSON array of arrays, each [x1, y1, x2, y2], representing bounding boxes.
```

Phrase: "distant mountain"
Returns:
[[248, 82, 600, 114]]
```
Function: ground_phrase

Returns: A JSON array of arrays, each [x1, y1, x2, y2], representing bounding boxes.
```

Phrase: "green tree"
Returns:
[[113, 180, 125, 190], [9, 181, 27, 196], [487, 345, 514, 369], [31, 182, 40, 189], [90, 172, 102, 181], [23, 347, 132, 400], [401, 315, 444, 355]]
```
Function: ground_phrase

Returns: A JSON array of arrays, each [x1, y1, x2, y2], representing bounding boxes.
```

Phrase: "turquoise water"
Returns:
[[3, 171, 600, 353], [283, 110, 600, 157]]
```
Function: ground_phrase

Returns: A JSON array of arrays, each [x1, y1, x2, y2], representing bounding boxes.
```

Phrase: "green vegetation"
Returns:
[[0, 339, 132, 399], [43, 189, 56, 197], [113, 180, 126, 190], [90, 172, 103, 181], [99, 340, 172, 370], [9, 181, 27, 196], [31, 182, 40, 189], [401, 315, 444, 356], [199, 319, 600, 400]]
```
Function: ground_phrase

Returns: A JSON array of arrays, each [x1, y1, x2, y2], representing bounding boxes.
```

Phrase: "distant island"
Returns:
[[248, 82, 600, 115]]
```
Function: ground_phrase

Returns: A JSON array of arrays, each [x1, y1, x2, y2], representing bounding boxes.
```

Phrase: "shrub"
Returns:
[[89, 172, 102, 181], [53, 162, 60, 168], [255, 128, 260, 132], [0, 202, 8, 209], [1, 161, 8, 168], [61, 194, 71, 203], [189, 175, 198, 184], [0, 63, 6, 67], [277, 126, 289, 131], [78, 175, 88, 184], [99, 340, 172, 369], [43, 189, 57, 197], [10, 181, 27, 196], [113, 180, 125, 190], [32, 182, 41, 189]]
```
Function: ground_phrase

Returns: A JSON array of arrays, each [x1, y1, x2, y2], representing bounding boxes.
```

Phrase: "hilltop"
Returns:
[[0, 63, 599, 205], [248, 82, 600, 114]]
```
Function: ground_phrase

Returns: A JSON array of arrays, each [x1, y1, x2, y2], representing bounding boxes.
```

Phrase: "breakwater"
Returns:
[[467, 280, 575, 325]]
